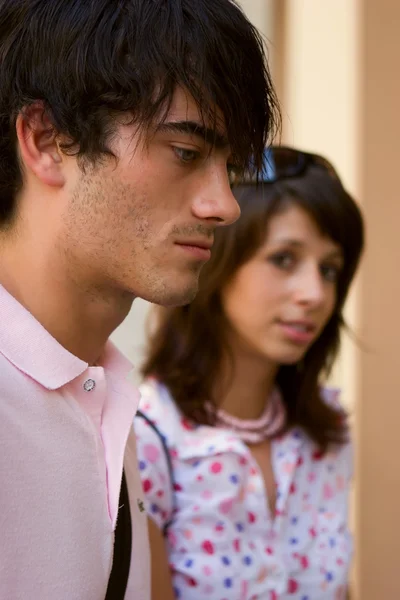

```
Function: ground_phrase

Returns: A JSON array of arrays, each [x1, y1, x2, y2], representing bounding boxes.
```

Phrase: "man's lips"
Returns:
[[175, 238, 213, 250], [175, 239, 213, 261]]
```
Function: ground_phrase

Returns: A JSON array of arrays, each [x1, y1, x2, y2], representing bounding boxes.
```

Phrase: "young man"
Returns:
[[0, 1, 279, 598]]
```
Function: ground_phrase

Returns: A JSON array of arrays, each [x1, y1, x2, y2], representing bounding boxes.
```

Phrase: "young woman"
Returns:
[[134, 147, 364, 600]]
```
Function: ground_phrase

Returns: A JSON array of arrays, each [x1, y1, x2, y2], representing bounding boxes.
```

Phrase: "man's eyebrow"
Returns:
[[156, 120, 230, 149]]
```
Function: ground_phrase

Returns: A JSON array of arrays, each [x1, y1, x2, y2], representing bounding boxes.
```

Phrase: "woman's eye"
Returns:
[[173, 147, 199, 163], [320, 264, 341, 282], [269, 252, 294, 270]]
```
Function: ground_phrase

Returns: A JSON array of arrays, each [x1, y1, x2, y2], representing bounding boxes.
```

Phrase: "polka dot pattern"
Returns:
[[143, 443, 160, 463], [134, 381, 353, 599]]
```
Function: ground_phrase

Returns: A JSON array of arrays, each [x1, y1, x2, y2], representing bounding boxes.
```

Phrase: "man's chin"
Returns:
[[139, 277, 200, 307], [160, 283, 199, 307]]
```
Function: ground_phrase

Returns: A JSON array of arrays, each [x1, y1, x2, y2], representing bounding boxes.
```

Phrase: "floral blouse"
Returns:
[[134, 379, 353, 600]]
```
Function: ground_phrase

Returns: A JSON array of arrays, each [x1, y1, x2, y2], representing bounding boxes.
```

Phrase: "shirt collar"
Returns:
[[0, 284, 132, 390], [147, 380, 305, 461]]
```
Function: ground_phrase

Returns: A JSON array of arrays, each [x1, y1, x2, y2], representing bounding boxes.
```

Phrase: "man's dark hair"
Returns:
[[0, 0, 280, 225]]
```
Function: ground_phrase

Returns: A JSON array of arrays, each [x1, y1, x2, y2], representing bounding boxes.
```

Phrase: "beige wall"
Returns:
[[358, 0, 400, 597]]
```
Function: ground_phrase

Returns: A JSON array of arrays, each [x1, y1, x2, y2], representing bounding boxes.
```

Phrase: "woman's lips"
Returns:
[[277, 320, 317, 345]]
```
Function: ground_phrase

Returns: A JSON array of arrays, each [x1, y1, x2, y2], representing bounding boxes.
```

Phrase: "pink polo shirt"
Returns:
[[0, 284, 150, 600]]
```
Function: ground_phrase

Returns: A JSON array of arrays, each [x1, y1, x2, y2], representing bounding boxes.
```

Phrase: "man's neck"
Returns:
[[0, 241, 134, 364]]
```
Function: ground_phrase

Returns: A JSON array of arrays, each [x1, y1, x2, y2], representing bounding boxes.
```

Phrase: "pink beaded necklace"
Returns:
[[214, 388, 286, 444]]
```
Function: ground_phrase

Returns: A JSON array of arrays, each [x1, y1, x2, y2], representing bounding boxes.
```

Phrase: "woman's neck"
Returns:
[[215, 343, 279, 421]]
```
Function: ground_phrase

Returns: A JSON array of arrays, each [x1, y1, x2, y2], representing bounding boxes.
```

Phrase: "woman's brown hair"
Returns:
[[142, 163, 364, 452]]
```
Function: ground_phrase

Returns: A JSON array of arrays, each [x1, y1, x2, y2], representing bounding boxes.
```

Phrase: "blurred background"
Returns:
[[111, 1, 400, 598]]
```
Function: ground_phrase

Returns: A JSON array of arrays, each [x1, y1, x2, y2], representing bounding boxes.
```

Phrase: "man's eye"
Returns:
[[173, 147, 199, 163]]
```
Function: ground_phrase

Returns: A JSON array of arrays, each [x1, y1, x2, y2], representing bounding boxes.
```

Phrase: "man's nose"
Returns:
[[191, 167, 241, 226]]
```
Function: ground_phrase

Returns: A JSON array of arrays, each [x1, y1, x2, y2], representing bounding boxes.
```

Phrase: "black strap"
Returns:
[[135, 409, 175, 535], [105, 469, 132, 600]]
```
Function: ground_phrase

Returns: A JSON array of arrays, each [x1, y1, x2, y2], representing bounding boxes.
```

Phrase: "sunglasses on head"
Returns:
[[239, 146, 340, 185]]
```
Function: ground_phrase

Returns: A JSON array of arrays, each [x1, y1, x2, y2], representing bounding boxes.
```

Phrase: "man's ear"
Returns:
[[15, 103, 65, 188]]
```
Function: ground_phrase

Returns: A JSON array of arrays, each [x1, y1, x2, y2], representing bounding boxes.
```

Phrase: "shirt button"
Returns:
[[83, 378, 96, 392]]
